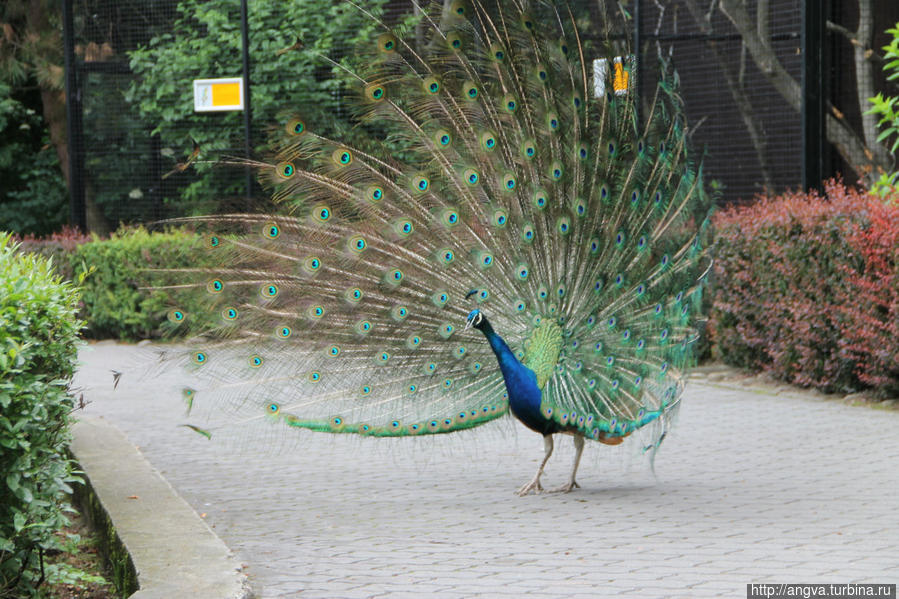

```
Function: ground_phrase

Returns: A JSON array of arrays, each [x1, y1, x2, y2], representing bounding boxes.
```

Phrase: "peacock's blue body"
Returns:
[[468, 310, 547, 435], [162, 0, 711, 495]]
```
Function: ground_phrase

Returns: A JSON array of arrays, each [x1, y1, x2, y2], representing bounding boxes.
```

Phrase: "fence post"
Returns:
[[801, 0, 826, 192], [61, 0, 86, 230], [240, 0, 253, 205], [633, 0, 641, 125]]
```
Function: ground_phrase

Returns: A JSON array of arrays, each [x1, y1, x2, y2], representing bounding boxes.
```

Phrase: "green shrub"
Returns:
[[124, 0, 388, 214], [0, 83, 69, 237], [72, 227, 214, 340], [12, 226, 220, 340], [12, 227, 94, 283], [866, 22, 899, 200], [0, 234, 83, 596]]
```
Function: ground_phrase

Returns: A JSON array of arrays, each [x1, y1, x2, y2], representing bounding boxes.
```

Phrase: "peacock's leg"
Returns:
[[516, 434, 553, 496], [548, 434, 585, 493]]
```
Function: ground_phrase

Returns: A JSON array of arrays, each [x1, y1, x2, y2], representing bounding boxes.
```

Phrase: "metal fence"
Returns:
[[61, 0, 899, 232]]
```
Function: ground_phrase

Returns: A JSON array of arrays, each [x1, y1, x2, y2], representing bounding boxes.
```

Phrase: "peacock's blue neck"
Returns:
[[477, 320, 554, 435]]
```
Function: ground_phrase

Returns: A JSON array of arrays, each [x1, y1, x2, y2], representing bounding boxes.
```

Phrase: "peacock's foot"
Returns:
[[516, 477, 544, 496], [547, 480, 580, 494]]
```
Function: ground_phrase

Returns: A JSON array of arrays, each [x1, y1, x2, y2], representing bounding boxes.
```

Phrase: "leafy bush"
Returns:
[[0, 234, 83, 595], [0, 82, 68, 236], [72, 227, 215, 340], [11, 226, 219, 340], [709, 180, 899, 396], [12, 227, 94, 282], [125, 0, 388, 213], [867, 22, 899, 200], [838, 199, 899, 395]]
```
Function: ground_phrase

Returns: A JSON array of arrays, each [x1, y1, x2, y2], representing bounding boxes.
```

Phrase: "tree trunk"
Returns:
[[718, 0, 890, 186], [39, 86, 69, 188], [848, 0, 891, 168], [24, 0, 110, 232]]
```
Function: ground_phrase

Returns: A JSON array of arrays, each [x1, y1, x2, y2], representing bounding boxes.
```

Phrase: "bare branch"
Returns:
[[826, 110, 878, 183], [739, 42, 746, 86], [719, 0, 801, 112], [853, 0, 888, 166], [682, 0, 709, 33], [682, 0, 773, 189], [826, 20, 860, 46], [713, 0, 894, 184], [757, 0, 769, 46]]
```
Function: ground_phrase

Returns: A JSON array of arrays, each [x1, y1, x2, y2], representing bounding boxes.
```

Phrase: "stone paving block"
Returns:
[[72, 344, 899, 598], [299, 591, 385, 599]]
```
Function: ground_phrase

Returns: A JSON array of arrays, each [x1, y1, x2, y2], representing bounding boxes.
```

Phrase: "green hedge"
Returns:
[[0, 234, 84, 595], [16, 227, 221, 341], [71, 227, 215, 340], [13, 227, 93, 284]]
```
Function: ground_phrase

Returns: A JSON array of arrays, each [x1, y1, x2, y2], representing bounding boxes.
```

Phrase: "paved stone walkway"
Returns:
[[73, 341, 899, 598]]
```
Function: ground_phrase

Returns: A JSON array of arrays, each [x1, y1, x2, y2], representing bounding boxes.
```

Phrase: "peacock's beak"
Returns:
[[464, 308, 481, 332]]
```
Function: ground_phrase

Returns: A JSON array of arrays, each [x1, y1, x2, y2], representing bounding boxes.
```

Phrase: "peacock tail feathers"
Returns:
[[161, 0, 711, 449]]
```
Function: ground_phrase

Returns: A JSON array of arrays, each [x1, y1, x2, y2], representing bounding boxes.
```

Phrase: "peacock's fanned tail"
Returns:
[[162, 0, 710, 446]]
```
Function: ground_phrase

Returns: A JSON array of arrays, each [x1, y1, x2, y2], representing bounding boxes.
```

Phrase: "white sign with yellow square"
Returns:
[[193, 78, 244, 112]]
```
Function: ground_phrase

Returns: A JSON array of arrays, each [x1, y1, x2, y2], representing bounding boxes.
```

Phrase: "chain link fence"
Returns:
[[61, 0, 899, 232]]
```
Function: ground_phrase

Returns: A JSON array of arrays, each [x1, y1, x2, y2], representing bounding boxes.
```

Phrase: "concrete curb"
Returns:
[[71, 415, 252, 599]]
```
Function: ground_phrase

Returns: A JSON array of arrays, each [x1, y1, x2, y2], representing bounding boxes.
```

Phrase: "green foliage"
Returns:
[[0, 1, 63, 90], [72, 227, 215, 340], [80, 70, 167, 226], [10, 227, 93, 283], [41, 530, 111, 592], [125, 0, 388, 213], [0, 82, 68, 236], [11, 227, 219, 341], [0, 234, 83, 596], [43, 534, 110, 591], [867, 22, 899, 200]]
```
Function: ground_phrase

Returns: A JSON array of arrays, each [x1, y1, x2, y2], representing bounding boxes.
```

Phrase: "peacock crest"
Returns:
[[161, 0, 711, 495]]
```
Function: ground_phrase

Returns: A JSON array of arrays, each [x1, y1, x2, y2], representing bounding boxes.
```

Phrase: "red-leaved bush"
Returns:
[[710, 180, 899, 396], [838, 198, 899, 394], [10, 226, 95, 281]]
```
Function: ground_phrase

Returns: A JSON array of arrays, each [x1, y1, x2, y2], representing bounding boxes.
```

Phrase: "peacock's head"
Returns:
[[464, 309, 486, 331]]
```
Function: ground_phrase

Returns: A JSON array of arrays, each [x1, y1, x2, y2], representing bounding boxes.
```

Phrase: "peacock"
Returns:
[[161, 0, 711, 496]]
